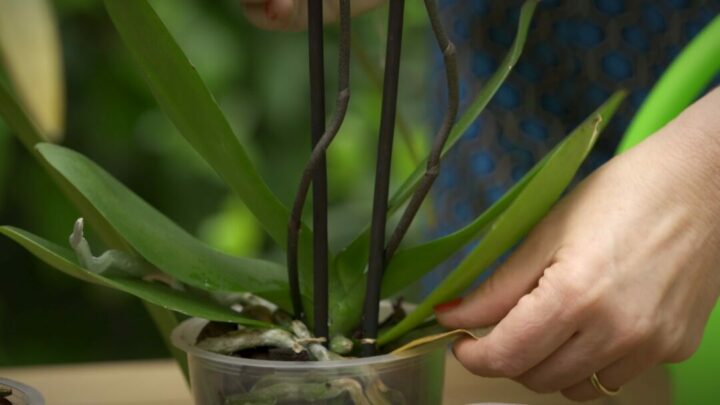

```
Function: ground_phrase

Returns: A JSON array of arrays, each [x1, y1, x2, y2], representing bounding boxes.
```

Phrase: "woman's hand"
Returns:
[[240, 0, 385, 31], [435, 87, 720, 401]]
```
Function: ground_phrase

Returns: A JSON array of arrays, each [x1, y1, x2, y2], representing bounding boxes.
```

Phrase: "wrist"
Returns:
[[679, 88, 720, 196], [629, 87, 720, 234]]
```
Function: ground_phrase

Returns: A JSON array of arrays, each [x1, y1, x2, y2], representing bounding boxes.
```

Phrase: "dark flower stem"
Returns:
[[361, 0, 405, 357], [352, 39, 420, 164], [384, 0, 459, 260], [307, 0, 329, 344], [287, 0, 352, 342]]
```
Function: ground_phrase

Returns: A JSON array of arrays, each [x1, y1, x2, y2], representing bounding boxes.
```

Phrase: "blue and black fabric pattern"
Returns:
[[424, 0, 719, 290]]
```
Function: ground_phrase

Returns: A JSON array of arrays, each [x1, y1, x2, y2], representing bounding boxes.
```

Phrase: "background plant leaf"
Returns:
[[333, 0, 539, 293], [36, 143, 293, 309], [379, 91, 627, 345], [0, 0, 64, 141], [102, 0, 313, 274], [0, 226, 270, 328], [0, 81, 44, 155]]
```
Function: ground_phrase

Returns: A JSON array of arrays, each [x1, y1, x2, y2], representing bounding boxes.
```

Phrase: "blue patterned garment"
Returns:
[[424, 0, 720, 292]]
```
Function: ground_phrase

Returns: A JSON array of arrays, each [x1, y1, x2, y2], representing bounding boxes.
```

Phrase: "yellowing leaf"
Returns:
[[0, 0, 64, 141]]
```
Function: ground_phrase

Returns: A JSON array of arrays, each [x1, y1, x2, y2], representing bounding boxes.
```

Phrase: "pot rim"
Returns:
[[171, 317, 441, 370], [0, 377, 45, 405]]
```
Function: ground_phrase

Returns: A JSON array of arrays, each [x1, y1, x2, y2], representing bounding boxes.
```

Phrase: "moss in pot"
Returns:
[[0, 0, 627, 403]]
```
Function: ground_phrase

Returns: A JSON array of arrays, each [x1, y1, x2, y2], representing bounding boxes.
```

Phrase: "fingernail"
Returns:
[[434, 297, 463, 313]]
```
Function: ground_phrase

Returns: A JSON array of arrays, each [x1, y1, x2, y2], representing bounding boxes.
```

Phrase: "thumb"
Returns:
[[241, 0, 298, 31], [435, 230, 555, 329]]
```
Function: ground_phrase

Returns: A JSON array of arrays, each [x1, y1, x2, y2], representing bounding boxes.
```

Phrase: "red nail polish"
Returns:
[[434, 297, 463, 313]]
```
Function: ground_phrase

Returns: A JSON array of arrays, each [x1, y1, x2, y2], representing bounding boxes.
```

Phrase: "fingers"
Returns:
[[515, 329, 623, 393], [513, 290, 667, 396], [561, 350, 659, 402], [449, 265, 580, 378], [435, 229, 555, 328], [241, 0, 296, 31], [240, 0, 386, 31]]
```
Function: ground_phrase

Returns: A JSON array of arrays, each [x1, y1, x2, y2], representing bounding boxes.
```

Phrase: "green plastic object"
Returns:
[[616, 15, 720, 405], [617, 15, 720, 153]]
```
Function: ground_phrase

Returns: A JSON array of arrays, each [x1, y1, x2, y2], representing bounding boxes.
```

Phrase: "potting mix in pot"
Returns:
[[0, 0, 627, 403]]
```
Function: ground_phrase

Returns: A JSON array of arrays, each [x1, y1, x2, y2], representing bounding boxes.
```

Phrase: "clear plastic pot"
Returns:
[[172, 318, 446, 405], [0, 378, 44, 405]]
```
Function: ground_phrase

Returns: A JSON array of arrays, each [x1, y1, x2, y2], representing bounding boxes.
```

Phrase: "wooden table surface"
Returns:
[[0, 353, 671, 404]]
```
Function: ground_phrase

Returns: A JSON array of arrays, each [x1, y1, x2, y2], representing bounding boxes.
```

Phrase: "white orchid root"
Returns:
[[197, 328, 304, 355], [69, 218, 150, 277], [201, 318, 404, 404], [225, 373, 404, 405], [68, 218, 182, 289], [226, 377, 371, 405], [290, 320, 336, 361], [197, 313, 354, 362]]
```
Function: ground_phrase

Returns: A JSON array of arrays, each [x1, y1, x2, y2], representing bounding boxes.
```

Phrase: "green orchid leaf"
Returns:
[[1, 72, 183, 378], [330, 0, 539, 334], [380, 164, 541, 298], [36, 143, 294, 309], [102, 0, 312, 270], [0, 226, 271, 328], [0, 225, 98, 284], [379, 91, 627, 345], [333, 0, 539, 292], [390, 0, 539, 208]]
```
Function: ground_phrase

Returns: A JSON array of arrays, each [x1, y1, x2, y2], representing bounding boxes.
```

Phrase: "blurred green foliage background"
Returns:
[[0, 0, 434, 366]]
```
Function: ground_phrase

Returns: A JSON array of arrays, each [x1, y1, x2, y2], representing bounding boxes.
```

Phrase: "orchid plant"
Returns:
[[0, 0, 624, 379]]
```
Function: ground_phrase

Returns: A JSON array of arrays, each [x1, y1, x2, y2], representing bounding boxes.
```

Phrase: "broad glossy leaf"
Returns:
[[102, 0, 313, 274], [1, 73, 183, 375], [0, 226, 270, 327], [379, 91, 627, 345], [333, 0, 539, 292], [36, 143, 294, 309], [0, 0, 64, 141]]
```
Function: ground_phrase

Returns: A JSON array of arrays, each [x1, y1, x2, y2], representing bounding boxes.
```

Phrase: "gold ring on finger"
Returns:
[[590, 372, 622, 396]]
